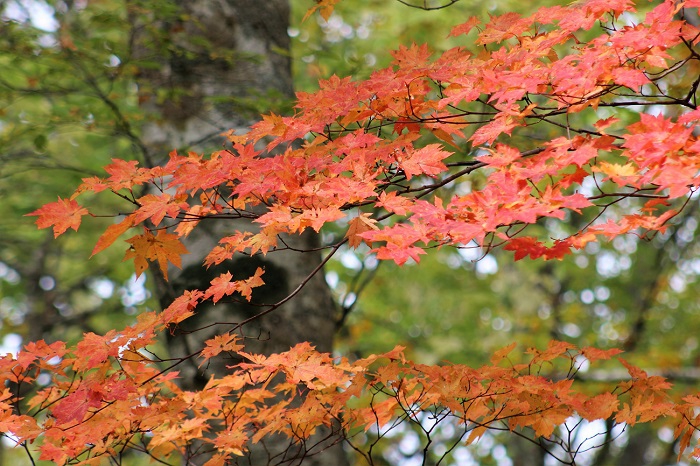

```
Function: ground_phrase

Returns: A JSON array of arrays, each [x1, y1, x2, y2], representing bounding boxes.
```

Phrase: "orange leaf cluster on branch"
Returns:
[[2, 337, 697, 465]]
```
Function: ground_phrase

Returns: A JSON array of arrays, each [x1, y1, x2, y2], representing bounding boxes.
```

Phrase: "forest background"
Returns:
[[1, 0, 700, 465]]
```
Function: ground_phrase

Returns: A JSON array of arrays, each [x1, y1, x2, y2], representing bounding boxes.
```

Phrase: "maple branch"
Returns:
[[408, 146, 545, 199], [64, 50, 155, 169], [142, 239, 348, 382], [12, 2, 700, 464], [624, 199, 698, 352], [110, 189, 141, 207], [574, 367, 700, 384], [335, 257, 381, 330], [592, 98, 697, 110], [20, 441, 37, 466], [0, 150, 105, 178], [0, 75, 82, 96], [526, 112, 610, 139], [586, 190, 665, 201], [394, 0, 461, 10], [234, 239, 347, 329], [273, 235, 336, 254], [682, 67, 700, 106]]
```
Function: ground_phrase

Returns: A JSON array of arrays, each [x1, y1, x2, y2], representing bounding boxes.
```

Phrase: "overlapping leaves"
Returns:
[[15, 0, 700, 463]]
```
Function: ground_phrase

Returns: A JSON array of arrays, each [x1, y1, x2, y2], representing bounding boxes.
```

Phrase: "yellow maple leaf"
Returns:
[[302, 0, 341, 22], [594, 161, 638, 179]]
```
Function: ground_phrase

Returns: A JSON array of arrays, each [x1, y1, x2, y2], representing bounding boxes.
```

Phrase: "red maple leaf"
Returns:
[[376, 191, 414, 216], [52, 386, 103, 425], [26, 197, 89, 238], [612, 67, 650, 91], [374, 243, 427, 265], [470, 112, 521, 146], [73, 332, 114, 371], [397, 144, 450, 179], [480, 144, 522, 167], [504, 236, 546, 261], [449, 16, 481, 37]]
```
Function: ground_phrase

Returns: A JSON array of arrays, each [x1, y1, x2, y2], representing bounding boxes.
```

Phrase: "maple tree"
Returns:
[[3, 0, 700, 464]]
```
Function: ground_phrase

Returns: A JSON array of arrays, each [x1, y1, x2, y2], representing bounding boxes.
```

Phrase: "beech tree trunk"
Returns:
[[131, 1, 347, 464]]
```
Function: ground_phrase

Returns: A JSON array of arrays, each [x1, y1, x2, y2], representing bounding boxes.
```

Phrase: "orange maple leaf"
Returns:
[[580, 346, 623, 363], [205, 272, 238, 303], [39, 441, 70, 464], [160, 289, 202, 325], [480, 144, 522, 167], [175, 204, 214, 237], [376, 191, 414, 216], [490, 342, 517, 364], [302, 0, 341, 22], [124, 229, 189, 280], [204, 267, 265, 303], [103, 158, 151, 190], [91, 215, 135, 257], [579, 392, 619, 421], [345, 213, 379, 248], [73, 332, 113, 371], [449, 16, 481, 37], [200, 333, 243, 364], [26, 197, 89, 238], [237, 266, 265, 301], [133, 193, 188, 226], [248, 228, 278, 256]]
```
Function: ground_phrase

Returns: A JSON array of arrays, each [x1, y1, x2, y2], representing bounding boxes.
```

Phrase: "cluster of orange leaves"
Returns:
[[11, 0, 700, 463], [3, 327, 698, 465]]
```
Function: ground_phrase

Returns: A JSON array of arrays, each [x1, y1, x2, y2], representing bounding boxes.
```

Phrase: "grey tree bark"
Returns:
[[130, 1, 348, 464]]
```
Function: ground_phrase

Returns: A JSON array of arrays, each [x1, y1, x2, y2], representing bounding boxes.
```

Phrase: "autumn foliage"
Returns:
[[6, 0, 700, 463]]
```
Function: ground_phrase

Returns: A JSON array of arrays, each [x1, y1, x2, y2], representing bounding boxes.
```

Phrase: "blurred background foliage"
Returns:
[[1, 0, 699, 465]]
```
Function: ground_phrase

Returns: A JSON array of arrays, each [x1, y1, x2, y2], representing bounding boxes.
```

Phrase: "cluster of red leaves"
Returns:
[[15, 0, 700, 463], [29, 0, 700, 268]]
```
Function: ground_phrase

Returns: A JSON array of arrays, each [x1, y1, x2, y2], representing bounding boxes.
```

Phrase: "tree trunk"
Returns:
[[130, 1, 347, 464]]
